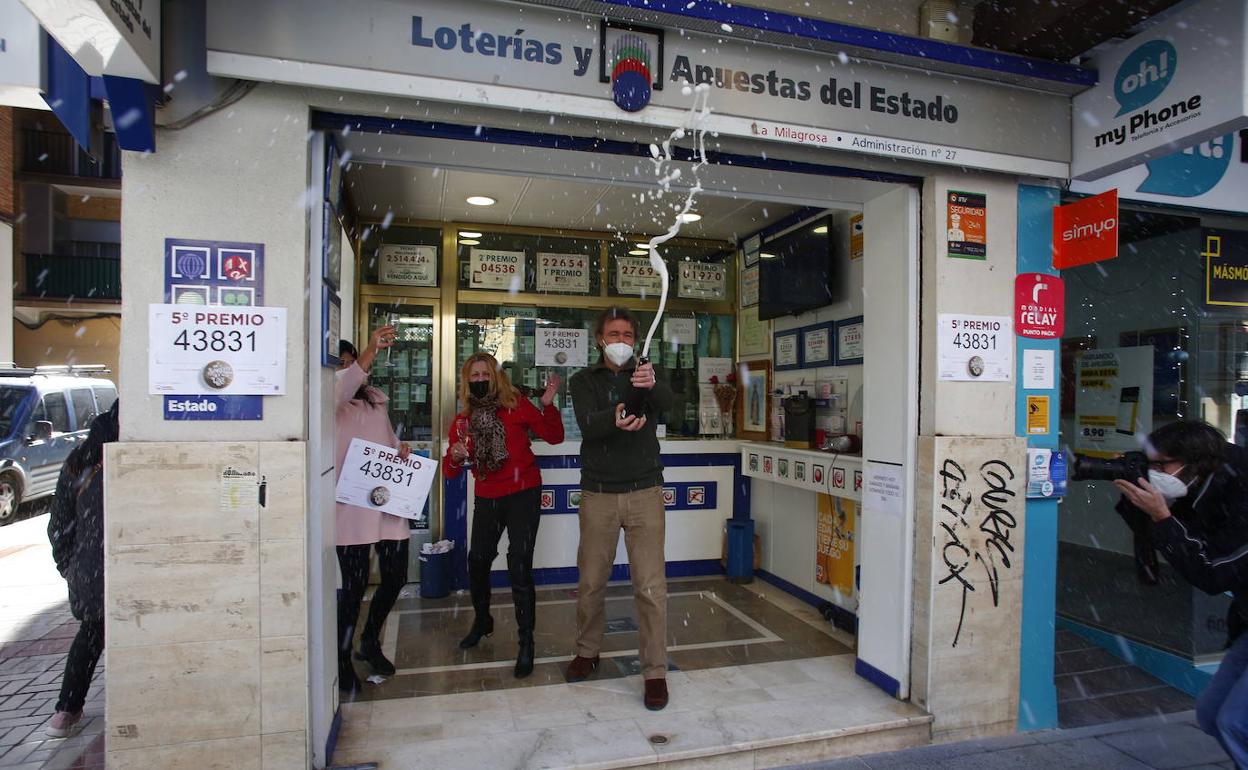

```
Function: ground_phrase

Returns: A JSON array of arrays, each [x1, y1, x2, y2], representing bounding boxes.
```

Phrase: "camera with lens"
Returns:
[[1069, 450, 1150, 482]]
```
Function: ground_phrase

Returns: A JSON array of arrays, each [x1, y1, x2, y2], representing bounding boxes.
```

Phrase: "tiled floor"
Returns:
[[1055, 628, 1196, 728], [333, 577, 932, 769]]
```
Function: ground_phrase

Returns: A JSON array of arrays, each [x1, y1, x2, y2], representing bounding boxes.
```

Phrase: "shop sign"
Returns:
[[1014, 273, 1065, 339], [469, 248, 523, 290], [616, 255, 662, 296], [205, 0, 1072, 177], [536, 252, 590, 293], [0, 1, 46, 110], [335, 438, 437, 523], [1205, 229, 1248, 307], [380, 243, 438, 287], [1053, 189, 1118, 269], [1072, 0, 1248, 180], [1074, 347, 1154, 456], [946, 191, 986, 259], [937, 314, 1012, 382], [678, 262, 727, 300], [1071, 131, 1248, 214], [23, 0, 160, 82], [534, 327, 588, 367], [148, 305, 287, 395]]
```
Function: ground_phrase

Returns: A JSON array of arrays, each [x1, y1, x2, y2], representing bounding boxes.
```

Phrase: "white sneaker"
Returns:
[[46, 710, 82, 738]]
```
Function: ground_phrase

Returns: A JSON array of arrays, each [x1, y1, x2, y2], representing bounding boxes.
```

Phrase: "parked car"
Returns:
[[0, 366, 117, 522]]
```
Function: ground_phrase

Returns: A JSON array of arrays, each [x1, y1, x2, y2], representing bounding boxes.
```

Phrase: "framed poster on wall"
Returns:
[[740, 264, 759, 307], [738, 359, 771, 441], [836, 316, 865, 365], [322, 284, 341, 368], [801, 322, 835, 367], [323, 201, 342, 290], [739, 306, 770, 357], [774, 329, 802, 371]]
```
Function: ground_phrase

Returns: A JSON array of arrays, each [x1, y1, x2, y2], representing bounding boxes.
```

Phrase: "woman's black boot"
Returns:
[[459, 614, 494, 649], [514, 635, 535, 679]]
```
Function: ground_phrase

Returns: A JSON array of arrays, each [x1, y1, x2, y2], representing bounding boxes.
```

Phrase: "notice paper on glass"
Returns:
[[1023, 348, 1055, 390], [535, 328, 588, 367], [336, 439, 437, 521], [862, 461, 905, 517]]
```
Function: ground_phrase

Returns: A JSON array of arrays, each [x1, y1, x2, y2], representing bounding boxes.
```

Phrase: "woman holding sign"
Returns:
[[444, 352, 563, 678], [335, 327, 412, 695]]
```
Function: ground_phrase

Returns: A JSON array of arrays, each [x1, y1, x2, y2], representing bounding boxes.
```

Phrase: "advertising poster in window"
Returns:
[[536, 252, 590, 294], [947, 191, 987, 259], [616, 256, 663, 296], [678, 262, 727, 300], [469, 248, 524, 290], [816, 494, 855, 597], [380, 244, 438, 286], [1074, 346, 1154, 457]]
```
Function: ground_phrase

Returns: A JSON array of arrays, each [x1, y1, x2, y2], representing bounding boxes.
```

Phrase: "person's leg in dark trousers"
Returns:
[[356, 537, 410, 676], [461, 496, 507, 648], [503, 488, 541, 677], [1198, 631, 1248, 767], [55, 619, 104, 714], [336, 544, 370, 692]]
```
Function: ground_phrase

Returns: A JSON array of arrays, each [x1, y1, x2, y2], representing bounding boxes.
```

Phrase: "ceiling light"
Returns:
[[459, 239, 481, 246], [813, 225, 828, 234], [634, 242, 653, 248], [465, 196, 496, 206], [628, 249, 649, 256], [397, 317, 432, 324], [760, 252, 777, 260], [459, 230, 483, 238], [679, 212, 702, 223]]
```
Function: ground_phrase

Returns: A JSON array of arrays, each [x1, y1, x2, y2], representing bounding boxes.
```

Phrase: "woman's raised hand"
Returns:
[[540, 374, 561, 407]]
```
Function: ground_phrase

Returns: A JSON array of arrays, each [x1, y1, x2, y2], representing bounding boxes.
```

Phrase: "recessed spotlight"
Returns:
[[760, 252, 776, 260], [466, 196, 496, 206], [813, 225, 828, 234], [459, 230, 483, 238], [679, 212, 702, 223], [459, 239, 481, 246], [628, 249, 649, 256]]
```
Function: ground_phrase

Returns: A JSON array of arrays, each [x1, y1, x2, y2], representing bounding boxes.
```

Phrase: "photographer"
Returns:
[[1111, 421, 1248, 766]]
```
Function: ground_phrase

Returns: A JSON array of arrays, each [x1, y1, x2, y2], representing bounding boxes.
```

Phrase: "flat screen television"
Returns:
[[757, 217, 837, 320]]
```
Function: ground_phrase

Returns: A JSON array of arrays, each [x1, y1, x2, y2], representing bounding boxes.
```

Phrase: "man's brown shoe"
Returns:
[[566, 655, 599, 682], [644, 678, 668, 711]]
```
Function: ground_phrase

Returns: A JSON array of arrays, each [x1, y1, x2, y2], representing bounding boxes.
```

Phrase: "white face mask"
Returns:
[[1148, 468, 1190, 501], [603, 342, 635, 367]]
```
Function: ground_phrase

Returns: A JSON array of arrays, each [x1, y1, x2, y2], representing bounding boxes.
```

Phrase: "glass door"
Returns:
[[360, 295, 440, 538]]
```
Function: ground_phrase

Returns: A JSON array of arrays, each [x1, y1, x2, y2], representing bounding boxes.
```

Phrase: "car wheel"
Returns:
[[0, 475, 20, 522]]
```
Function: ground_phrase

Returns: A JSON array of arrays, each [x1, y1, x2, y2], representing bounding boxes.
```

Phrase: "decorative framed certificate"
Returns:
[[774, 329, 802, 371], [836, 316, 865, 365], [801, 322, 835, 367]]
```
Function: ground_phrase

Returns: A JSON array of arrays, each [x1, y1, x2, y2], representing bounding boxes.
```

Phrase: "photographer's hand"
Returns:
[[1113, 478, 1172, 523]]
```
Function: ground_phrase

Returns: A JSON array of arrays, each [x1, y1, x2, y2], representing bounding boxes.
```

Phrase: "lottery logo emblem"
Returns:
[[369, 486, 390, 507], [202, 360, 234, 390], [222, 254, 252, 281], [173, 249, 208, 279], [610, 33, 653, 112]]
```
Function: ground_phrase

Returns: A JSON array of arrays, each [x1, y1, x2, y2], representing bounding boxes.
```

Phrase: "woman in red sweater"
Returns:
[[444, 352, 563, 678]]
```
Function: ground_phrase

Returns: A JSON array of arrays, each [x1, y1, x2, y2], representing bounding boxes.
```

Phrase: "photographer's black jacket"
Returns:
[[1123, 444, 1248, 643]]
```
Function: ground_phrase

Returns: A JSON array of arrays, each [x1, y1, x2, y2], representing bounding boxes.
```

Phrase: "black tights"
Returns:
[[468, 488, 541, 640], [336, 539, 409, 659], [56, 619, 104, 713]]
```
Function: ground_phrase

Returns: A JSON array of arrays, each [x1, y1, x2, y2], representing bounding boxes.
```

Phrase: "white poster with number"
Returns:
[[535, 328, 589, 367], [678, 262, 727, 300], [937, 314, 1012, 382], [616, 256, 663, 296], [336, 439, 437, 522], [469, 248, 524, 290], [536, 252, 590, 293], [1074, 346, 1154, 457], [148, 304, 287, 395], [379, 244, 438, 286]]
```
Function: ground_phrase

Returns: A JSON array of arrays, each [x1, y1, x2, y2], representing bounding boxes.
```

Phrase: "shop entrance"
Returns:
[[317, 115, 927, 767]]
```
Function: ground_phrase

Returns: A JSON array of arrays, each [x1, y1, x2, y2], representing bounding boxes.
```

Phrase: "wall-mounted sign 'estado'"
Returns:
[[148, 304, 287, 395]]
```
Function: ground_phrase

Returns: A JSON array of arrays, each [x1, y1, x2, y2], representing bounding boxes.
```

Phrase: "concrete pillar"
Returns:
[[106, 84, 313, 768], [0, 222, 13, 362], [910, 174, 1027, 741]]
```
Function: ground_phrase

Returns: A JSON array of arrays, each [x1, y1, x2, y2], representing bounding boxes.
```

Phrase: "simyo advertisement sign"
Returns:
[[1072, 0, 1247, 180]]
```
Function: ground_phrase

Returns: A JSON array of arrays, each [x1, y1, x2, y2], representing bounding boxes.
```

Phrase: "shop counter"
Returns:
[[445, 439, 746, 587]]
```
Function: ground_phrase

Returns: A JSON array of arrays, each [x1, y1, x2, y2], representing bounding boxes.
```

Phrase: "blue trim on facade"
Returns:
[[1057, 617, 1214, 698], [757, 569, 858, 634], [854, 657, 902, 698], [598, 0, 1095, 87], [310, 113, 922, 187], [1015, 184, 1062, 731], [325, 708, 343, 765], [489, 558, 724, 588]]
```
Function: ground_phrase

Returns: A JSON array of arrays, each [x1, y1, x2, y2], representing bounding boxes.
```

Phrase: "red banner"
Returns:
[[1053, 189, 1118, 269]]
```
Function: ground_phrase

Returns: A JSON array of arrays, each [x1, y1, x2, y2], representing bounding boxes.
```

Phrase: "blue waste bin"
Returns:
[[419, 550, 452, 599], [725, 518, 755, 584]]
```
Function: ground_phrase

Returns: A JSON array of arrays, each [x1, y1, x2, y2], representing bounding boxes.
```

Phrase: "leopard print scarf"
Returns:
[[468, 394, 509, 474]]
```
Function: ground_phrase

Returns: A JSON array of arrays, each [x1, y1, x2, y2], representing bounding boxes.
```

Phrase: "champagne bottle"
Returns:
[[621, 356, 650, 420]]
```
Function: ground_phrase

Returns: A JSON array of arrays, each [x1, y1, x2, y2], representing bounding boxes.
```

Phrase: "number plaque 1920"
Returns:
[[148, 303, 288, 395]]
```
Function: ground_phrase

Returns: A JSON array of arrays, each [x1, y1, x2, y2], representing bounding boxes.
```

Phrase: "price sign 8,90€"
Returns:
[[149, 304, 287, 395], [336, 439, 438, 522]]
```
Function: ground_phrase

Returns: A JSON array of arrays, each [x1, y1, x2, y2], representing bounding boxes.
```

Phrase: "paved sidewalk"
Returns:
[[0, 511, 103, 769], [792, 710, 1230, 770]]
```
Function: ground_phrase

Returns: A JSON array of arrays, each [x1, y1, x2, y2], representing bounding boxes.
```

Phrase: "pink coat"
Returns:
[[335, 363, 410, 546]]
